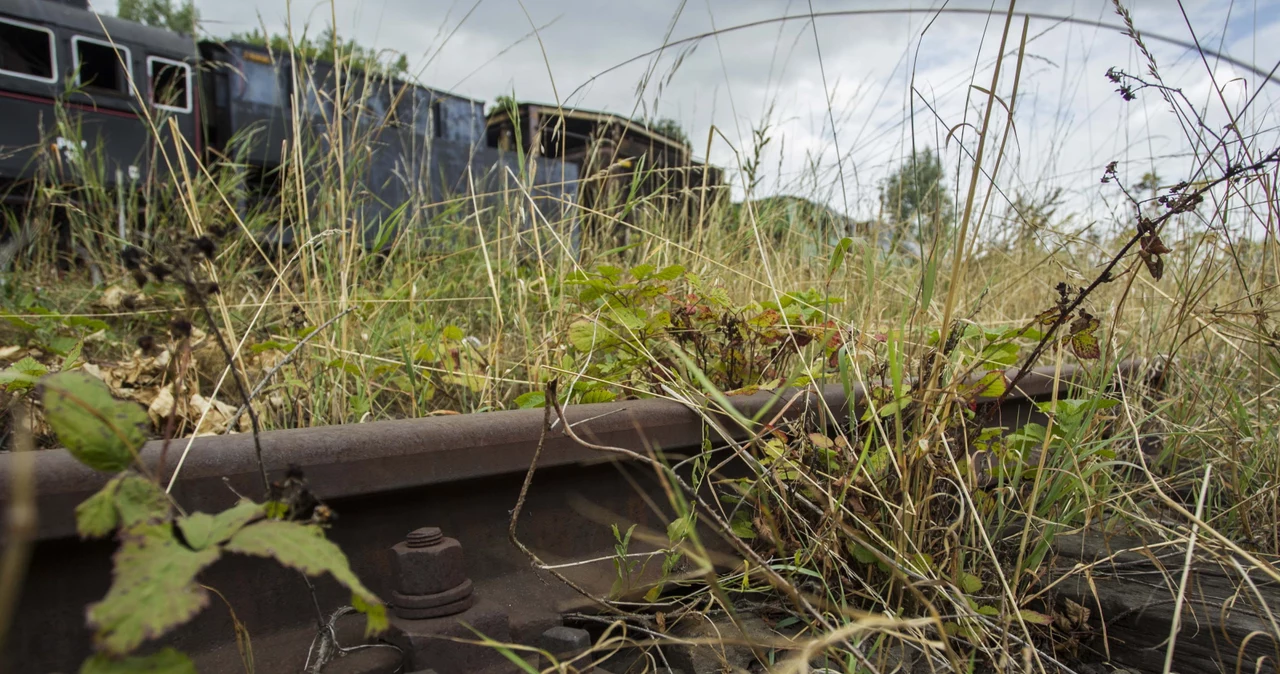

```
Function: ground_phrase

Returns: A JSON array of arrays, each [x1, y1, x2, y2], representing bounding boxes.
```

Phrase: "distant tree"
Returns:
[[229, 26, 409, 78], [492, 95, 518, 119], [880, 148, 953, 243], [647, 118, 689, 146], [1006, 187, 1067, 249], [116, 0, 198, 34]]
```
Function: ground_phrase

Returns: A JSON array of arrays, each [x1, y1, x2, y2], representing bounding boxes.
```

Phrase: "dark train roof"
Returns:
[[206, 39, 486, 108], [489, 101, 693, 150], [0, 0, 197, 59]]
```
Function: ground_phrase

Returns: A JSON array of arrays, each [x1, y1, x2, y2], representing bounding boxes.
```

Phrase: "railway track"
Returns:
[[0, 362, 1142, 673]]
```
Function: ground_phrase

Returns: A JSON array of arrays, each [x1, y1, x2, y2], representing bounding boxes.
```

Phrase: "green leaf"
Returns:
[[67, 316, 110, 333], [580, 389, 617, 404], [0, 356, 49, 392], [225, 520, 384, 635], [327, 358, 362, 377], [730, 511, 755, 539], [968, 371, 1008, 399], [263, 501, 290, 519], [653, 265, 685, 281], [80, 648, 197, 674], [596, 265, 624, 283], [76, 476, 123, 538], [606, 306, 646, 331], [42, 372, 148, 472], [442, 325, 465, 341], [958, 571, 983, 594], [977, 605, 1001, 617], [568, 320, 609, 352], [876, 396, 911, 418], [921, 258, 937, 312], [351, 593, 388, 637], [514, 391, 545, 409], [846, 542, 878, 565], [629, 263, 655, 280], [980, 342, 1020, 367], [114, 476, 171, 527], [4, 315, 38, 331], [45, 335, 81, 356], [666, 513, 695, 544], [828, 237, 853, 276], [177, 501, 264, 551], [1018, 609, 1053, 626], [87, 523, 221, 655], [61, 340, 84, 371]]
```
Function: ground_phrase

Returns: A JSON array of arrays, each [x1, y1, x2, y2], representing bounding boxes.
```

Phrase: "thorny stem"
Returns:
[[990, 147, 1280, 417]]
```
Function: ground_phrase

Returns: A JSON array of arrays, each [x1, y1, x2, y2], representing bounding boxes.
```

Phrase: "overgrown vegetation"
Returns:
[[2, 1, 1279, 672]]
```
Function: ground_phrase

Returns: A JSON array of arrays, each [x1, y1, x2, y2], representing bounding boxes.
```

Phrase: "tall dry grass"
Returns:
[[1, 1, 1278, 671]]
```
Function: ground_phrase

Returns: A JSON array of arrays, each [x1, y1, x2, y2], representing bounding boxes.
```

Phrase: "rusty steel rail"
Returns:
[[0, 362, 1143, 673]]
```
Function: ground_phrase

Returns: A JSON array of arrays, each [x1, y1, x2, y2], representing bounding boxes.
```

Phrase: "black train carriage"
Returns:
[[0, 0, 199, 205], [0, 0, 581, 250], [485, 102, 727, 245], [197, 40, 580, 249]]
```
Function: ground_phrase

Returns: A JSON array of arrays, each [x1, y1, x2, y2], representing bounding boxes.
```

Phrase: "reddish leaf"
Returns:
[[1068, 312, 1102, 360], [1035, 308, 1064, 326]]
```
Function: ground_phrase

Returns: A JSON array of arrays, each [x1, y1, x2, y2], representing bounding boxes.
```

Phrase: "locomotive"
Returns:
[[0, 0, 581, 248]]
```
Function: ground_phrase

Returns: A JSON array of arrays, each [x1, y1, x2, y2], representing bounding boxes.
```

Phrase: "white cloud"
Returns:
[[89, 0, 1280, 233]]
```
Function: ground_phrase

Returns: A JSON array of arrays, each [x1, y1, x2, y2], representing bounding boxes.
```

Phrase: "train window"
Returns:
[[147, 56, 191, 112], [71, 36, 132, 95], [0, 18, 56, 83], [431, 100, 443, 138]]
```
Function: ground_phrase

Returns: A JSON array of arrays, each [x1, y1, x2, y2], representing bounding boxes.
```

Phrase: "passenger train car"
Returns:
[[0, 0, 580, 247]]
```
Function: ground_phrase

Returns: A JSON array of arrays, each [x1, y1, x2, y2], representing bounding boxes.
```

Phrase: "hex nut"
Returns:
[[392, 530, 467, 596]]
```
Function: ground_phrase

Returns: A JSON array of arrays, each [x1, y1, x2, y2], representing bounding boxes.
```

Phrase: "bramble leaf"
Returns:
[[76, 476, 123, 538], [114, 475, 170, 527], [629, 263, 655, 280], [177, 501, 263, 551], [1035, 308, 1063, 326], [0, 356, 48, 392], [1068, 313, 1102, 360], [968, 371, 1008, 399], [958, 572, 983, 594], [980, 342, 1020, 367], [87, 523, 221, 655], [606, 306, 646, 331], [80, 648, 197, 673], [569, 320, 603, 352], [580, 389, 617, 404], [225, 520, 384, 635], [351, 593, 388, 637], [514, 391, 545, 409], [42, 371, 148, 472], [652, 264, 685, 281], [1019, 609, 1053, 625]]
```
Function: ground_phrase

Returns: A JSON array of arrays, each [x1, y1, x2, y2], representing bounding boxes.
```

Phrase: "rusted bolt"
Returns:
[[406, 527, 443, 548], [391, 527, 474, 619]]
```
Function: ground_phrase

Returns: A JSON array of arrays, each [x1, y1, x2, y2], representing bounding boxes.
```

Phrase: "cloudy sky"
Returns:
[[92, 0, 1280, 231]]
